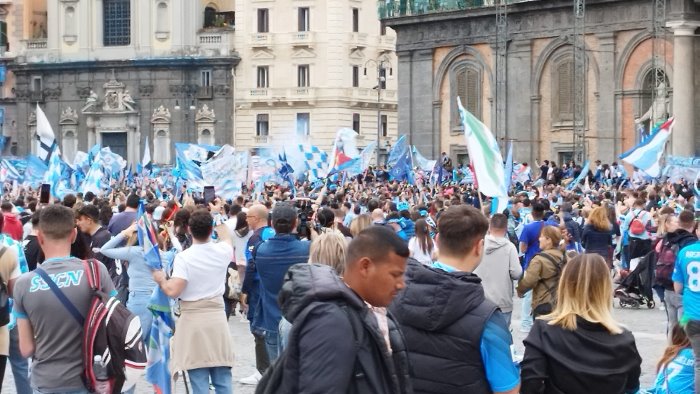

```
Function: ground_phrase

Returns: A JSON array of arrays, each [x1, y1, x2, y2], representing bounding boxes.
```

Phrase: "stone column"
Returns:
[[530, 95, 541, 165], [668, 21, 699, 157], [597, 32, 616, 162], [397, 50, 413, 151], [507, 40, 532, 163]]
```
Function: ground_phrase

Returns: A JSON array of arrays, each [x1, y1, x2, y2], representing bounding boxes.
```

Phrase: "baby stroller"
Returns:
[[614, 250, 656, 309]]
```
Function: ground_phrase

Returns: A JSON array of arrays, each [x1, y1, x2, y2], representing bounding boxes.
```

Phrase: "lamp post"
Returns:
[[364, 57, 391, 167]]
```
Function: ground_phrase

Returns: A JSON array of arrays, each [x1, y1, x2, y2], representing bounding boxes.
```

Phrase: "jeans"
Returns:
[[126, 291, 153, 343], [520, 290, 533, 331], [279, 318, 292, 352], [264, 330, 280, 362], [253, 332, 269, 375], [684, 320, 700, 394], [501, 311, 512, 329], [188, 366, 232, 394], [10, 326, 32, 394], [665, 289, 683, 334]]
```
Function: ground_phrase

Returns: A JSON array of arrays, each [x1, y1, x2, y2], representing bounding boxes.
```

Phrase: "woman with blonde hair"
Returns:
[[581, 206, 614, 267], [349, 213, 371, 237], [308, 232, 347, 275], [517, 225, 565, 317], [520, 254, 642, 394]]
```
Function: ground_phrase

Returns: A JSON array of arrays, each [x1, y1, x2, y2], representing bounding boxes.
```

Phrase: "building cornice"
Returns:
[[8, 56, 241, 73]]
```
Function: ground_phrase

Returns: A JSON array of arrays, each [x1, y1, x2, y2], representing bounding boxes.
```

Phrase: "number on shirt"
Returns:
[[686, 261, 700, 292]]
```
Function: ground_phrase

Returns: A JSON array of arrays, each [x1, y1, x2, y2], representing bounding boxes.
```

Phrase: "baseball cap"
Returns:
[[271, 203, 297, 226], [153, 206, 165, 221]]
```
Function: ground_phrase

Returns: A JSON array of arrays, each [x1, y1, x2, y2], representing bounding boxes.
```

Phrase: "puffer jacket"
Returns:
[[389, 259, 496, 394], [277, 263, 412, 394], [516, 248, 565, 312]]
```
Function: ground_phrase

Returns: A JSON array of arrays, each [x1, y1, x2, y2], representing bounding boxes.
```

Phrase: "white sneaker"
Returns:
[[240, 371, 262, 385], [659, 303, 666, 311]]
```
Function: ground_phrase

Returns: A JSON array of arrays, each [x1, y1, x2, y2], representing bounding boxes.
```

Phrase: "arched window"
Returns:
[[62, 130, 77, 164], [156, 2, 169, 34], [103, 0, 131, 46], [552, 59, 574, 123], [153, 129, 171, 164], [199, 129, 215, 146], [204, 6, 217, 28], [639, 68, 670, 136], [451, 64, 482, 127]]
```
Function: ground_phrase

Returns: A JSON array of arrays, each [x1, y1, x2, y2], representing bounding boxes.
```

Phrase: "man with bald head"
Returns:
[[240, 204, 276, 385], [371, 208, 385, 224]]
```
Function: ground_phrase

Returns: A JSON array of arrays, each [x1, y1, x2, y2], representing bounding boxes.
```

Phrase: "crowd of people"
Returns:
[[0, 157, 697, 394]]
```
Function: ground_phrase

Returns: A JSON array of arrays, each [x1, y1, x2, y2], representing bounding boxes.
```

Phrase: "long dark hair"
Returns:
[[657, 324, 691, 372], [414, 218, 433, 255]]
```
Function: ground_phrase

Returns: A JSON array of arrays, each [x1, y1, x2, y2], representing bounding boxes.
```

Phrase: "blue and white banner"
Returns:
[[620, 117, 674, 177]]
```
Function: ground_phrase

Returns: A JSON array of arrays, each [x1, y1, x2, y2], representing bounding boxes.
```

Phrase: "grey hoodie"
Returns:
[[473, 234, 522, 312]]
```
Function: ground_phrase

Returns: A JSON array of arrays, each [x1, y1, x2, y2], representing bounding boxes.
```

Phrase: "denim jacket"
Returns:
[[254, 234, 310, 333]]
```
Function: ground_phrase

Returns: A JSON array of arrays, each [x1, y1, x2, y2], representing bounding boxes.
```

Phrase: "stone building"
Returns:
[[7, 0, 239, 165], [233, 0, 399, 159], [382, 0, 700, 165]]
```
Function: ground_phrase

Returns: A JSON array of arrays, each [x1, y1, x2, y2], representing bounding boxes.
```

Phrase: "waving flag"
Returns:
[[0, 160, 21, 182], [345, 142, 377, 177], [201, 148, 248, 200], [137, 203, 162, 270], [35, 104, 59, 164], [44, 150, 72, 199], [458, 97, 508, 211], [97, 147, 127, 177], [23, 155, 48, 186], [173, 143, 219, 192], [620, 117, 674, 177], [80, 160, 105, 195], [566, 160, 590, 191], [142, 136, 152, 168], [412, 146, 437, 172], [387, 135, 414, 183], [504, 141, 514, 191], [295, 144, 329, 180], [277, 153, 296, 197], [328, 128, 360, 171]]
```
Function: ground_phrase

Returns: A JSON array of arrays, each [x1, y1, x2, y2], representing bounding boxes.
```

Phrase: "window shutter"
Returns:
[[557, 61, 573, 121], [466, 69, 479, 119], [455, 69, 467, 124]]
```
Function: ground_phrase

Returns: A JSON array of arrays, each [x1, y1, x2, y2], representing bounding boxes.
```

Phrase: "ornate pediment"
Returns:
[[349, 48, 365, 60], [251, 49, 275, 60], [195, 104, 215, 123], [101, 70, 137, 113], [291, 48, 316, 59], [151, 105, 171, 124], [59, 106, 79, 125]]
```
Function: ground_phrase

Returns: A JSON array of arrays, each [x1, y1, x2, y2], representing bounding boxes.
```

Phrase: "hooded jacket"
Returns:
[[2, 212, 23, 241], [517, 249, 565, 312], [473, 235, 522, 312], [389, 260, 496, 394], [521, 317, 641, 394], [276, 263, 412, 394]]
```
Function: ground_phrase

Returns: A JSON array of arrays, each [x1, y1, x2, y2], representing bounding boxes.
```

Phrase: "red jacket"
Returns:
[[2, 212, 23, 241]]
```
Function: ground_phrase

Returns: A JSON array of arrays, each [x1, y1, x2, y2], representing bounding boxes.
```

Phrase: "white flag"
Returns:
[[142, 136, 152, 167], [36, 104, 58, 162]]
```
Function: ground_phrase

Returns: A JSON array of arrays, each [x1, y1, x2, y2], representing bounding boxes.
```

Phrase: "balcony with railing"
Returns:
[[349, 32, 368, 49], [22, 38, 48, 51], [378, 0, 533, 19], [254, 135, 270, 144], [251, 33, 273, 48], [197, 27, 235, 56], [378, 35, 396, 52], [291, 31, 315, 47]]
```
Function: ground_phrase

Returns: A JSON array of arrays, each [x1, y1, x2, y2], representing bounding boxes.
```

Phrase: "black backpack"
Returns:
[[256, 301, 364, 394], [0, 246, 10, 326]]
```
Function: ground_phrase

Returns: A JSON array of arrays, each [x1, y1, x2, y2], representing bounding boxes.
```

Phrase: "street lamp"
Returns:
[[364, 57, 392, 167]]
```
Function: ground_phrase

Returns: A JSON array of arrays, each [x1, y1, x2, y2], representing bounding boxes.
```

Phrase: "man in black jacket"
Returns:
[[390, 205, 520, 394], [277, 226, 412, 393]]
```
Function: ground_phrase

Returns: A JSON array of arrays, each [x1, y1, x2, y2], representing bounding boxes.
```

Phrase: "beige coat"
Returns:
[[516, 249, 565, 311], [171, 297, 234, 375]]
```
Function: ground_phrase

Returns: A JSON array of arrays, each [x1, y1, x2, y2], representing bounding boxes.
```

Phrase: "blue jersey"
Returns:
[[673, 242, 700, 321], [647, 348, 695, 394]]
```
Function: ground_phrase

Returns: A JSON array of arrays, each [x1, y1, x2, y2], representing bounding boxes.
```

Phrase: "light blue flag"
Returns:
[[81, 160, 105, 195], [387, 137, 415, 184], [567, 160, 590, 191], [173, 143, 220, 192], [201, 149, 248, 201], [504, 141, 514, 191], [619, 118, 674, 177], [345, 142, 377, 177], [23, 155, 48, 187], [387, 135, 408, 168], [411, 146, 437, 172], [0, 159, 21, 182]]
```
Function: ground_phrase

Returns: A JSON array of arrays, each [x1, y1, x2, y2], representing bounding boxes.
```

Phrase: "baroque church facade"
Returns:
[[383, 0, 700, 165]]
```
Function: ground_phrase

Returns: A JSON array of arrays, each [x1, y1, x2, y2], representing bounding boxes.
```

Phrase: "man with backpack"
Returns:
[[656, 210, 697, 333], [259, 226, 412, 393], [13, 205, 139, 393]]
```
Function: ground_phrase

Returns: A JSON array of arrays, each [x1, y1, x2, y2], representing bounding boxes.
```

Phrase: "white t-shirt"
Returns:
[[171, 241, 233, 301], [408, 237, 434, 266]]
